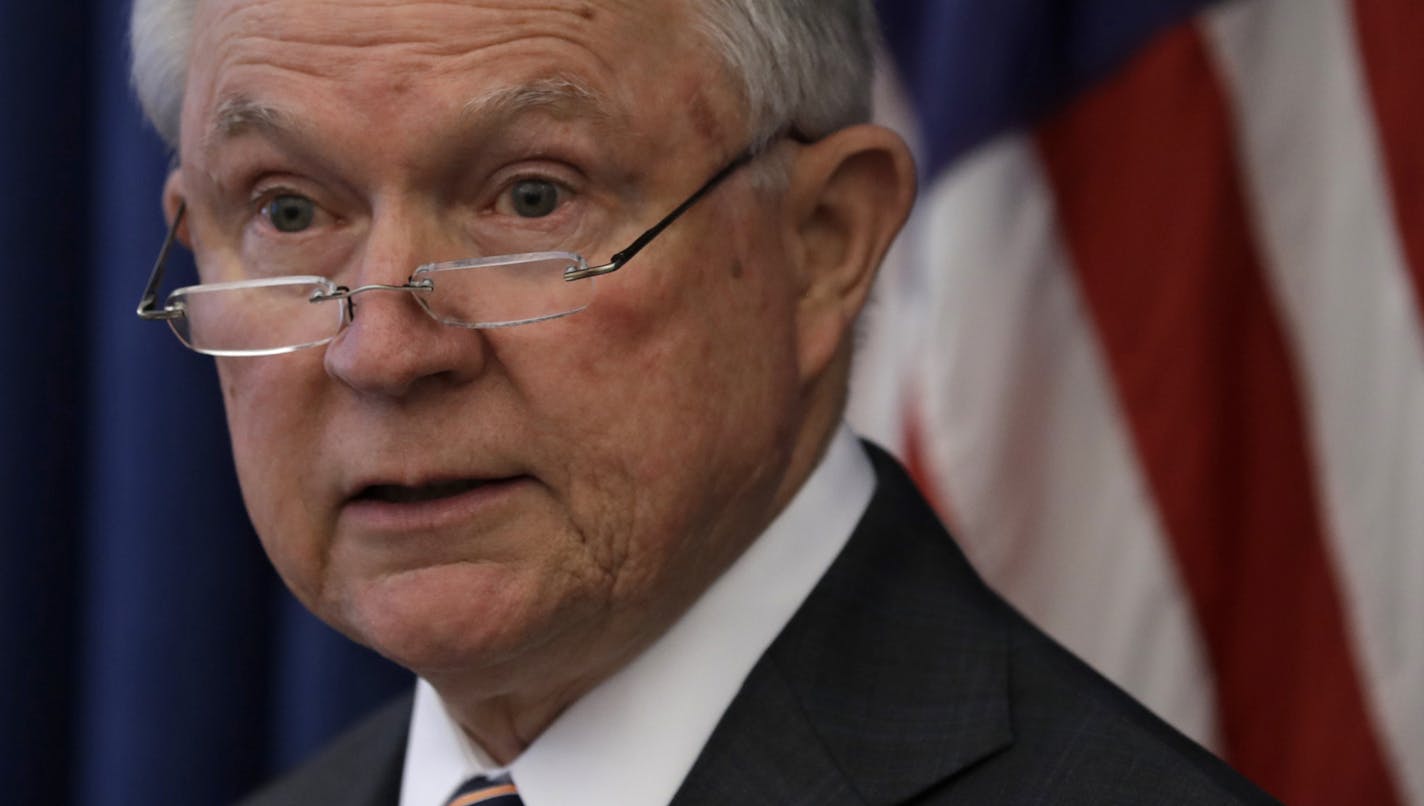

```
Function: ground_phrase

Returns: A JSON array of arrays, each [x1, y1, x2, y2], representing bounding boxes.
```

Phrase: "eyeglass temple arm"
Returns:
[[566, 151, 756, 281], [137, 202, 187, 321]]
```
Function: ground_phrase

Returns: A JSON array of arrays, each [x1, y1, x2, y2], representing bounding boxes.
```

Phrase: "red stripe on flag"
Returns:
[[1352, 0, 1424, 330], [1034, 23, 1401, 805]]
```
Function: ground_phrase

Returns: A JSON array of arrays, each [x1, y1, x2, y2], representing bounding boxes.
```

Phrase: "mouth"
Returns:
[[340, 473, 532, 534], [353, 477, 508, 505]]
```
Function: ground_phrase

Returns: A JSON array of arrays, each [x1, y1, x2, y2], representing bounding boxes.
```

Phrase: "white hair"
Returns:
[[129, 0, 880, 150], [694, 0, 879, 147], [129, 0, 195, 149]]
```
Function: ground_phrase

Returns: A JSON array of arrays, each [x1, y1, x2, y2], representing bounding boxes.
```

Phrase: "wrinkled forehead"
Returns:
[[188, 0, 692, 67], [182, 0, 731, 156]]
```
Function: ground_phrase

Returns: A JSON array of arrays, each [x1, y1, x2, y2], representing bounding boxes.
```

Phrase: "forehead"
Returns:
[[184, 0, 728, 152]]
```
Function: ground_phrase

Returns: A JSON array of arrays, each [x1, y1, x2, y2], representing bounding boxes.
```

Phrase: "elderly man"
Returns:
[[132, 0, 1277, 804]]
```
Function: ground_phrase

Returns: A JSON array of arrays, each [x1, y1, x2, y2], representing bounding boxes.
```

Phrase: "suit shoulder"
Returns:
[[956, 610, 1282, 804], [236, 692, 412, 806], [831, 445, 1282, 804]]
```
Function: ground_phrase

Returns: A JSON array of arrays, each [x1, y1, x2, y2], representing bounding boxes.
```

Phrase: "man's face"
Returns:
[[176, 0, 811, 690]]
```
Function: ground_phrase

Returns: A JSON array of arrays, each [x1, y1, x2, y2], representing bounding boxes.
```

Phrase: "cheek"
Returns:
[[539, 261, 794, 462], [217, 354, 332, 599], [503, 246, 801, 580]]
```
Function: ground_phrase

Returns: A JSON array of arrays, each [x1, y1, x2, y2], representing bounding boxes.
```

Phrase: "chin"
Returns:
[[331, 561, 564, 677]]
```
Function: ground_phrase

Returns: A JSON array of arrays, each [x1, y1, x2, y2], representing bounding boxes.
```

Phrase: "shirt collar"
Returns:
[[401, 425, 875, 806]]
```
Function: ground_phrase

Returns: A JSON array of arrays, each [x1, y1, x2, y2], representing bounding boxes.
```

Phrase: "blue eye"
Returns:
[[508, 179, 560, 218], [264, 195, 316, 232]]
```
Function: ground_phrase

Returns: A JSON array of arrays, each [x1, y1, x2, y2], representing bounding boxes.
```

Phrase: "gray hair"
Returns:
[[129, 0, 879, 151], [693, 0, 879, 146]]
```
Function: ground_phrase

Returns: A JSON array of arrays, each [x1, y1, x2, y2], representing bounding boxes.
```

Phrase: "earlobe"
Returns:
[[785, 124, 917, 385]]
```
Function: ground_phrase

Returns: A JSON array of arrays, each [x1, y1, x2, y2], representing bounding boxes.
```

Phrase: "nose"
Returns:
[[322, 211, 488, 397]]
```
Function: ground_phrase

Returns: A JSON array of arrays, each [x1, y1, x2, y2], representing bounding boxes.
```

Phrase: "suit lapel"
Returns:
[[668, 653, 871, 806], [672, 445, 1014, 805]]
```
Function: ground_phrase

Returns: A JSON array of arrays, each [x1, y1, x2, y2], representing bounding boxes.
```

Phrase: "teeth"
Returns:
[[362, 479, 485, 504]]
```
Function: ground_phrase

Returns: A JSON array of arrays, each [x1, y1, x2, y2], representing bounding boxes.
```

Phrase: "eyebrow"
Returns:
[[208, 95, 299, 143], [459, 75, 624, 131]]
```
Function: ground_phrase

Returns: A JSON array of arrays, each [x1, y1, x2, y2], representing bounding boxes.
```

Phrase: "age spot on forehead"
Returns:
[[388, 76, 414, 96], [685, 82, 729, 149]]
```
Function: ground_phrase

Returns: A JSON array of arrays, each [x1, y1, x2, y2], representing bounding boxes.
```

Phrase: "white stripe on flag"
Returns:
[[1204, 0, 1424, 800], [904, 135, 1220, 749]]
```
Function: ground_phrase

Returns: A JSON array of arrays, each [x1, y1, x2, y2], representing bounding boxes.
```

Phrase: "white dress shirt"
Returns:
[[399, 425, 876, 806]]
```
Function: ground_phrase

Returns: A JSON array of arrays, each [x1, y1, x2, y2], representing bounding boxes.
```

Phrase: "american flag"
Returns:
[[852, 0, 1423, 803]]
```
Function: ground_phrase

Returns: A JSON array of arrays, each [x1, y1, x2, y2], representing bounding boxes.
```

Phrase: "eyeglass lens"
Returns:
[[171, 279, 344, 356], [169, 254, 595, 355], [413, 254, 592, 329]]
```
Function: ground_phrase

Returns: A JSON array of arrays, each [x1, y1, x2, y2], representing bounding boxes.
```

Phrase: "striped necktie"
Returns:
[[442, 774, 524, 806]]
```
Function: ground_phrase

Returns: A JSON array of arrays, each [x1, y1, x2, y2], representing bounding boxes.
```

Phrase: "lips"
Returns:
[[355, 478, 490, 504], [341, 472, 532, 533]]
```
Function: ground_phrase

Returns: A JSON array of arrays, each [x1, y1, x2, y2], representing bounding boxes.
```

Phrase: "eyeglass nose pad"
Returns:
[[315, 285, 359, 324], [332, 280, 437, 326]]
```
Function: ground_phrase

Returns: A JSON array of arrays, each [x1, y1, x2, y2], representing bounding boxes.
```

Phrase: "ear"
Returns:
[[162, 168, 192, 247], [783, 124, 916, 385]]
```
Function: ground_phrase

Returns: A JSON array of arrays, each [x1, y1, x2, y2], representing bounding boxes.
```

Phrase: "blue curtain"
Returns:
[[0, 3, 410, 804], [1, 1, 1202, 803]]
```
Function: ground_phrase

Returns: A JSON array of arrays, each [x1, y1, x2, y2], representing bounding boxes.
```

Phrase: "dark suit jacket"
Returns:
[[241, 444, 1280, 805]]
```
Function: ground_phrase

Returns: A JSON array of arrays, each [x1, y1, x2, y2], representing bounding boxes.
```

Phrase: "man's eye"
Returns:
[[262, 195, 317, 233], [506, 179, 561, 218]]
